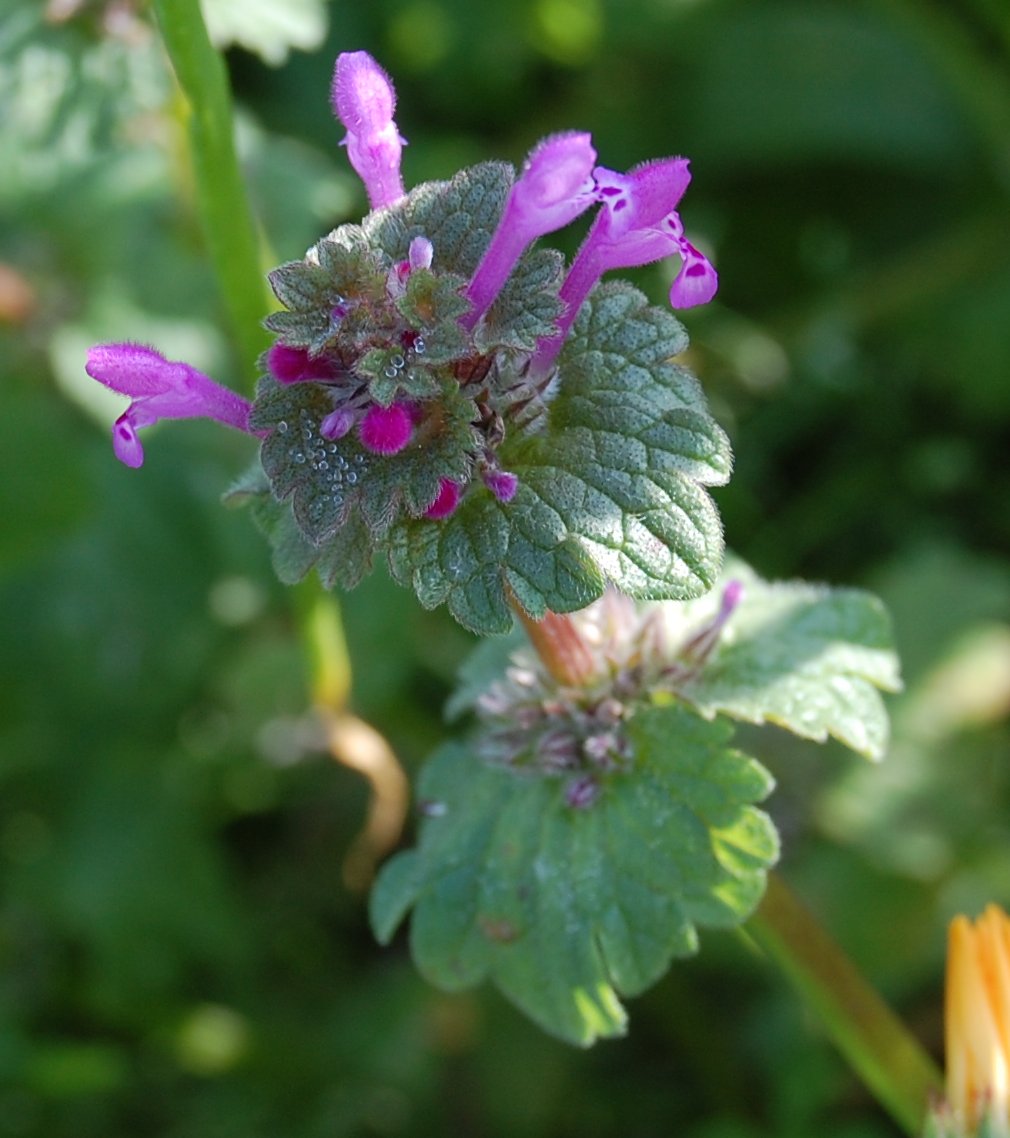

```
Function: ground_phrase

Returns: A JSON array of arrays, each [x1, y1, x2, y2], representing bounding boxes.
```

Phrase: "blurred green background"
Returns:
[[1, 0, 1008, 1134]]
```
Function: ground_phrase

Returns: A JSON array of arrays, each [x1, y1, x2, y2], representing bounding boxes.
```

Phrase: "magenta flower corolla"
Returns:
[[331, 50, 406, 210], [463, 132, 598, 329], [267, 343, 341, 384], [358, 402, 414, 455], [85, 343, 253, 469], [424, 478, 462, 520], [530, 157, 718, 377]]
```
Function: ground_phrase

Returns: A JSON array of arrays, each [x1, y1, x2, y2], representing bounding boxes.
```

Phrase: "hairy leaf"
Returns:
[[371, 704, 777, 1045], [677, 560, 902, 759]]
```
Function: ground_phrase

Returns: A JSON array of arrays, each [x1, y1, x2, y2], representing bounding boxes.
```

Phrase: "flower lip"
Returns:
[[85, 342, 253, 468]]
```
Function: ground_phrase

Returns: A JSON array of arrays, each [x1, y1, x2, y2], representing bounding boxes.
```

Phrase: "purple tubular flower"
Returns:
[[85, 342, 253, 468], [331, 51, 406, 210], [530, 158, 718, 377], [463, 132, 598, 329]]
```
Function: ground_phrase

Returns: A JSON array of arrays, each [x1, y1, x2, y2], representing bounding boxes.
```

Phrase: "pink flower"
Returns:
[[463, 132, 598, 328], [358, 402, 413, 455], [331, 51, 406, 210], [85, 342, 253, 468], [424, 478, 462, 519], [531, 158, 718, 377]]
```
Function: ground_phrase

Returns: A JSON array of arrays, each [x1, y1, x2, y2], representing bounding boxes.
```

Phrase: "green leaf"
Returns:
[[678, 560, 902, 760], [370, 704, 777, 1046], [389, 489, 606, 634], [475, 248, 565, 353], [515, 283, 730, 603], [387, 282, 731, 633], [395, 270, 471, 363], [363, 162, 515, 277]]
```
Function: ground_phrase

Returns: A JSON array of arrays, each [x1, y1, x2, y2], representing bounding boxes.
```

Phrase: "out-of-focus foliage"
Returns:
[[0, 0, 1007, 1134]]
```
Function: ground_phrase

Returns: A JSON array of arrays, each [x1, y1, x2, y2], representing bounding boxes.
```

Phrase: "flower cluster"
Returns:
[[471, 582, 742, 807], [84, 49, 717, 536]]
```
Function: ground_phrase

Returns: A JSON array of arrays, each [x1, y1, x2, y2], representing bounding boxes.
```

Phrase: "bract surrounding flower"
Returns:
[[463, 132, 597, 328], [942, 904, 1010, 1137], [331, 51, 406, 210], [85, 342, 253, 468]]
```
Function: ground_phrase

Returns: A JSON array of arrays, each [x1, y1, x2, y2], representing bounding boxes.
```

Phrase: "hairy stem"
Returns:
[[151, 0, 270, 382], [299, 582, 408, 891], [746, 872, 944, 1136]]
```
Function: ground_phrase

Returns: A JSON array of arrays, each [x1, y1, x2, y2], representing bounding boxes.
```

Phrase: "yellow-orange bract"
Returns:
[[946, 904, 1010, 1135]]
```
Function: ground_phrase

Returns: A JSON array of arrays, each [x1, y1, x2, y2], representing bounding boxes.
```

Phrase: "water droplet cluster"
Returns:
[[277, 406, 367, 522]]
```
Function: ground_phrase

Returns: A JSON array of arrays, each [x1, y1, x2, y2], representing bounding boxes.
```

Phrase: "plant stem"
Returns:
[[746, 872, 944, 1136], [151, 0, 270, 383], [148, 9, 401, 883]]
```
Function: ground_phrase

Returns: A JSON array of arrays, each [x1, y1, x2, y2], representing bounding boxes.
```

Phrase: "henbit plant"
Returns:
[[84, 27, 941, 1133]]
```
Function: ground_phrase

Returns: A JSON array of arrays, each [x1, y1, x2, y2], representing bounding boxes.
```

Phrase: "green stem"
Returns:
[[746, 872, 944, 1136], [150, 6, 356, 730], [296, 578, 352, 712], [151, 0, 270, 383]]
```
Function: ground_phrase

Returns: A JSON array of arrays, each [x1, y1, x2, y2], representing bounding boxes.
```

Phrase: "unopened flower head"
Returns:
[[472, 583, 742, 804], [331, 51, 406, 210], [940, 904, 1010, 1138]]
